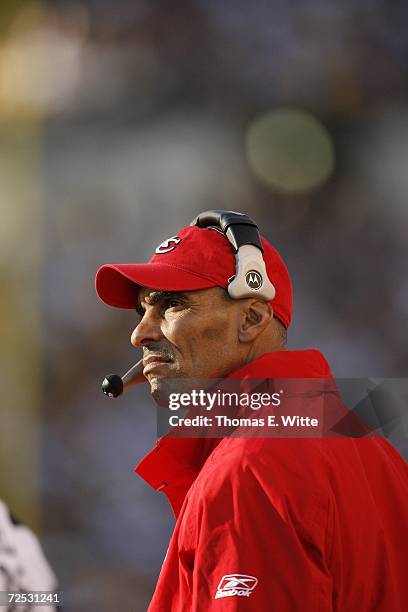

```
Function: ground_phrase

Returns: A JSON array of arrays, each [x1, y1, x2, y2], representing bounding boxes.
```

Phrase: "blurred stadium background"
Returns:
[[0, 0, 407, 610]]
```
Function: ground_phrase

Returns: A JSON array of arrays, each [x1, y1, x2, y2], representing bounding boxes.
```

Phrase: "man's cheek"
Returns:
[[201, 314, 231, 341], [196, 326, 231, 364]]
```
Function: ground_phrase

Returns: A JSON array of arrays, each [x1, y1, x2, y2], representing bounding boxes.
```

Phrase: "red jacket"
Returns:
[[135, 350, 408, 611]]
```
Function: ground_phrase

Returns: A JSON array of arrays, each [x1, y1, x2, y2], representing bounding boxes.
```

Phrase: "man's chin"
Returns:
[[147, 374, 190, 406], [148, 376, 166, 405]]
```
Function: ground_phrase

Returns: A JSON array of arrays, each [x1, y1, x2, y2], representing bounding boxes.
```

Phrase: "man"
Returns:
[[96, 212, 408, 611], [0, 499, 58, 612]]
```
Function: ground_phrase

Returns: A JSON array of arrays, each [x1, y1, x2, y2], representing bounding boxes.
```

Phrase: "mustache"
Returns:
[[142, 342, 175, 361]]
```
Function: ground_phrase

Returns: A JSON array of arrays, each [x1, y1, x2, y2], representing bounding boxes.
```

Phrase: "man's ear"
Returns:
[[238, 300, 273, 342]]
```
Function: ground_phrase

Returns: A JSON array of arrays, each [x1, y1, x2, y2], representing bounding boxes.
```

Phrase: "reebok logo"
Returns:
[[245, 270, 263, 290], [215, 574, 258, 599], [155, 236, 181, 254]]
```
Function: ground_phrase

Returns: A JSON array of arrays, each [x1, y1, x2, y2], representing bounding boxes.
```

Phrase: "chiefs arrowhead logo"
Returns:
[[155, 235, 181, 254], [245, 270, 263, 290]]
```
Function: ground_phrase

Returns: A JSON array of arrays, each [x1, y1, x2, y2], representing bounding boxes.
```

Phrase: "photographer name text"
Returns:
[[167, 414, 319, 428]]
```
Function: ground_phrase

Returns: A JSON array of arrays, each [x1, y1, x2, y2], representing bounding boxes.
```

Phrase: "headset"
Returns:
[[191, 210, 275, 301], [102, 210, 274, 397]]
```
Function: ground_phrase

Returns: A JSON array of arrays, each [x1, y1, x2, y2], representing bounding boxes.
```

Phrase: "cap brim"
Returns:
[[95, 263, 217, 308]]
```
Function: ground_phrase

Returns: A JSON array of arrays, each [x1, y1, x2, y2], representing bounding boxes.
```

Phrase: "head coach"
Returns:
[[96, 210, 408, 611]]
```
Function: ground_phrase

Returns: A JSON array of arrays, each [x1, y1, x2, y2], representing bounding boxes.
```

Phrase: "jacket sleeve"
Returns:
[[188, 454, 333, 611]]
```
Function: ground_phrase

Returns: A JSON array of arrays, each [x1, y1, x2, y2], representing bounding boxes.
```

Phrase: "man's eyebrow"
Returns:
[[145, 290, 175, 305], [136, 290, 188, 310]]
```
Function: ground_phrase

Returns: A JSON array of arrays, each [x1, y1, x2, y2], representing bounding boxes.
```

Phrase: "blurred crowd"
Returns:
[[1, 0, 407, 610]]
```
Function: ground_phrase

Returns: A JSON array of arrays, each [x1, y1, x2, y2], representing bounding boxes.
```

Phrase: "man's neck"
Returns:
[[242, 340, 286, 370]]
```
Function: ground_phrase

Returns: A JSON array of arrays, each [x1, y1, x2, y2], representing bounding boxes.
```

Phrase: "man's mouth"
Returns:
[[143, 354, 173, 376]]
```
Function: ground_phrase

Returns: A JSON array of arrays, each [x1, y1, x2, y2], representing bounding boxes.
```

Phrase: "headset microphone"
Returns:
[[102, 358, 145, 398]]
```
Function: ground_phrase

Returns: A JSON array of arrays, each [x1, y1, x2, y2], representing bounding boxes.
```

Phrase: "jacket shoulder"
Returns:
[[189, 438, 330, 537]]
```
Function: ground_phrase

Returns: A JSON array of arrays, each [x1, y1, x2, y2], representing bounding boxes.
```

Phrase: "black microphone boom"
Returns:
[[102, 359, 144, 398]]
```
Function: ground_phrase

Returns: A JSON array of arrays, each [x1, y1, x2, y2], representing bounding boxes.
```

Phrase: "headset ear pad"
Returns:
[[228, 244, 276, 301]]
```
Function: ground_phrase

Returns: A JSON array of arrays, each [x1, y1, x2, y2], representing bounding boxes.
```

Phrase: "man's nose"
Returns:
[[131, 311, 162, 347]]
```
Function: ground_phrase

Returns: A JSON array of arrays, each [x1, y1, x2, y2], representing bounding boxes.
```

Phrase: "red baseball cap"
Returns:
[[95, 226, 292, 328]]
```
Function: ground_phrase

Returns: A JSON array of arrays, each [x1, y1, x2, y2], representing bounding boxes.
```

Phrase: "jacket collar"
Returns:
[[134, 349, 332, 517]]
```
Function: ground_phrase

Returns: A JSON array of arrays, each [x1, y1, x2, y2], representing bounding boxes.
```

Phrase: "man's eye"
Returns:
[[164, 298, 183, 309], [135, 304, 144, 317]]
